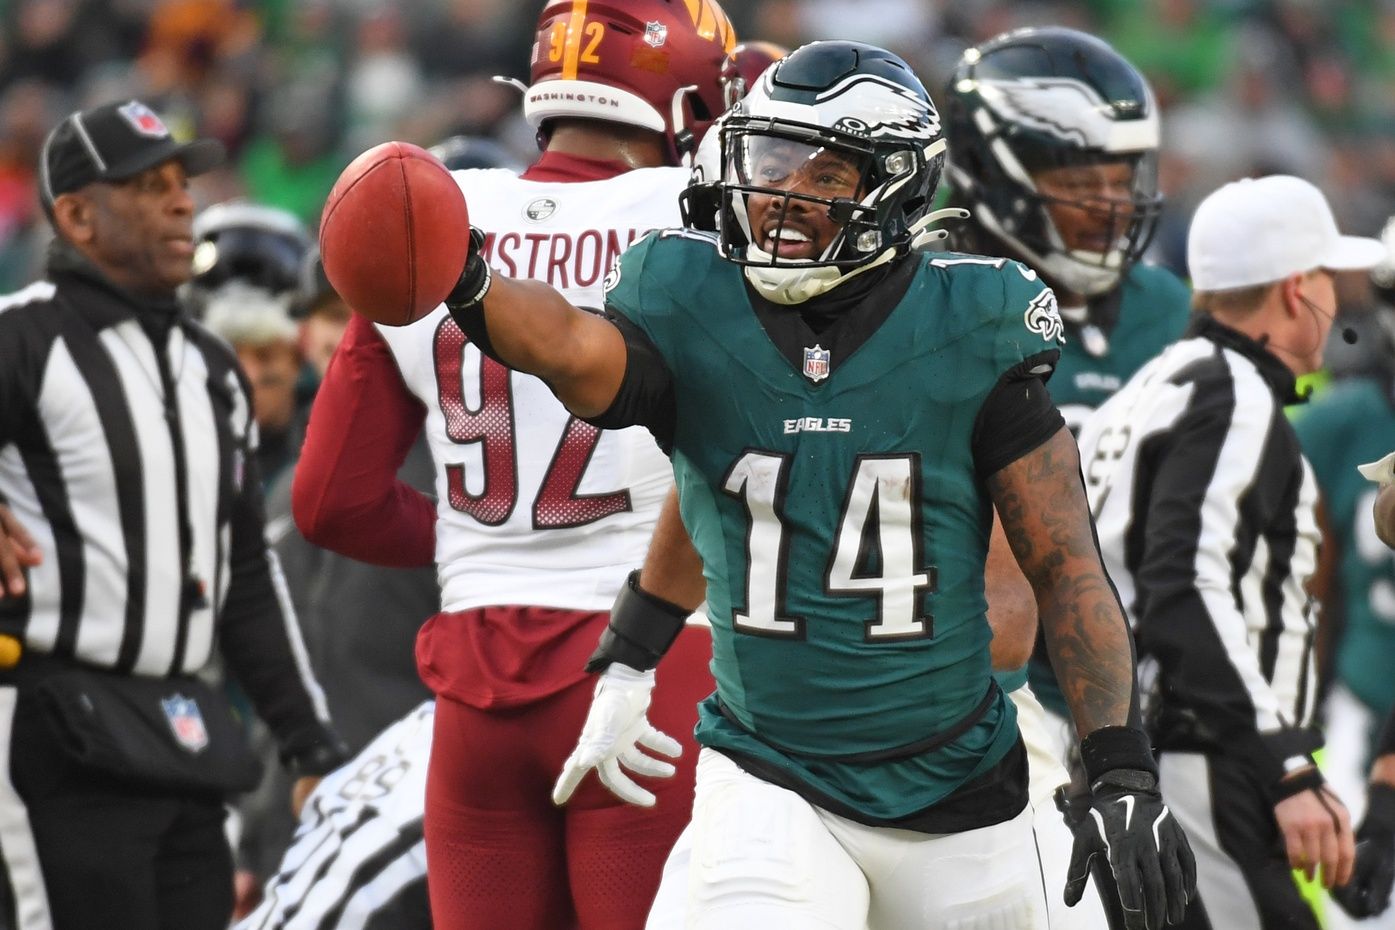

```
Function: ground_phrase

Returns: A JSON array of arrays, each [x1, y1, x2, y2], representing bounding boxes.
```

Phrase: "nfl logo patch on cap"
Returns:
[[118, 100, 170, 138], [803, 344, 830, 383], [162, 694, 209, 753]]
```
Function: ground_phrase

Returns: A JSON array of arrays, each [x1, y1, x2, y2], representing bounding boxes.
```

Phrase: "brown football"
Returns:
[[319, 141, 470, 326]]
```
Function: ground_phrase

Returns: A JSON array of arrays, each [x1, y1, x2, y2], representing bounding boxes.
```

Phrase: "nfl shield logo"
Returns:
[[802, 344, 831, 383], [118, 101, 170, 138], [162, 694, 209, 753], [644, 21, 668, 48]]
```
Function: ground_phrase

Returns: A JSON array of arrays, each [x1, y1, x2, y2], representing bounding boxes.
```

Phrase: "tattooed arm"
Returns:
[[987, 425, 1138, 737]]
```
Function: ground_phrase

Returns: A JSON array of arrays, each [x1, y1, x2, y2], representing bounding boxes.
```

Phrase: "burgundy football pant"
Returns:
[[423, 625, 713, 930]]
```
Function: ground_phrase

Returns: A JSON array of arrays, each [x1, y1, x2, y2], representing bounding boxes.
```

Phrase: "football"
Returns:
[[319, 141, 471, 327]]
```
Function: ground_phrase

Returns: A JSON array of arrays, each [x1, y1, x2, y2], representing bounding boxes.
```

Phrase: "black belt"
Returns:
[[716, 680, 1000, 765]]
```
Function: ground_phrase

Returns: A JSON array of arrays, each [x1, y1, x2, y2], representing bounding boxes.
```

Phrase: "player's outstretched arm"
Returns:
[[446, 228, 628, 418], [989, 426, 1195, 930]]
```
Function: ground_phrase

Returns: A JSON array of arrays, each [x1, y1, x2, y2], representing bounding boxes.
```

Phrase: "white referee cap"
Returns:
[[1187, 175, 1385, 291]]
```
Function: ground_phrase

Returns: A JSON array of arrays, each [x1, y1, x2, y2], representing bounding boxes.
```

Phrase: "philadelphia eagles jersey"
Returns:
[[605, 232, 1063, 822], [1295, 378, 1395, 739], [1021, 261, 1191, 708]]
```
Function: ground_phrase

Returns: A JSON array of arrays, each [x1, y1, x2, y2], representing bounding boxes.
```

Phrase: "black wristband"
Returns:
[[445, 227, 491, 312], [283, 737, 350, 778], [1080, 725, 1159, 785], [1273, 765, 1326, 802], [444, 227, 506, 363], [1366, 782, 1395, 832], [585, 570, 690, 673]]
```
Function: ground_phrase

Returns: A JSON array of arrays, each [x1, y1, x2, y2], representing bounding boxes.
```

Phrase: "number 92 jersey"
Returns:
[[374, 166, 689, 613], [606, 232, 1061, 821]]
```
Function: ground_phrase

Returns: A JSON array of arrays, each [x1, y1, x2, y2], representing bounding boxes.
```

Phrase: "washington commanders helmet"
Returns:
[[524, 0, 736, 163], [946, 27, 1162, 297], [686, 41, 948, 303]]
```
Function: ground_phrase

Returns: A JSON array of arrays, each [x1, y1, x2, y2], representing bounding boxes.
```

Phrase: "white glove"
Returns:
[[552, 663, 683, 807]]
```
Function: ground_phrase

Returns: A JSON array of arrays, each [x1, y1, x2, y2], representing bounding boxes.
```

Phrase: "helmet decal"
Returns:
[[817, 74, 942, 142], [978, 77, 1158, 152]]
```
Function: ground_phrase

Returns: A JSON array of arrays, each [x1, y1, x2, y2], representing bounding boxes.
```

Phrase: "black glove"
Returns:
[[445, 227, 491, 312], [1065, 768, 1197, 930], [1331, 783, 1395, 919]]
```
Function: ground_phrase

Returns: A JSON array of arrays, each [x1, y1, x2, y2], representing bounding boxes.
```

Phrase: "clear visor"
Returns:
[[727, 134, 870, 202]]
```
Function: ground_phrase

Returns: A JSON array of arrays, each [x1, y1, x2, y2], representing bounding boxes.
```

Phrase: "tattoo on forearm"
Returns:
[[989, 430, 1136, 735]]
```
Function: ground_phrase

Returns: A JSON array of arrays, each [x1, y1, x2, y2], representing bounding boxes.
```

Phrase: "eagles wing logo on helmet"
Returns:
[[1024, 288, 1064, 344], [981, 78, 1155, 150], [816, 75, 940, 141]]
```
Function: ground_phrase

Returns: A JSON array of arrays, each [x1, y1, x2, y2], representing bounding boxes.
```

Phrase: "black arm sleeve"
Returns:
[[584, 310, 678, 455], [218, 422, 345, 774], [971, 351, 1066, 479]]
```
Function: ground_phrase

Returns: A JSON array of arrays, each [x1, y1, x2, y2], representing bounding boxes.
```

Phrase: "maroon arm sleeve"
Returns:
[[292, 313, 436, 567]]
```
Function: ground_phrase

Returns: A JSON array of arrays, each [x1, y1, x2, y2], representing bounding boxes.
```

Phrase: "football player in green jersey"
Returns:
[[439, 41, 1194, 930], [942, 30, 1192, 927], [942, 18, 1189, 844], [945, 28, 1191, 438]]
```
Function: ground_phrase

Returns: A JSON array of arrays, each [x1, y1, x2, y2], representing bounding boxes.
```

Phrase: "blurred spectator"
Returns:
[[293, 248, 351, 380], [239, 78, 342, 227], [1107, 0, 1232, 106], [3, 0, 1394, 288], [0, 80, 59, 291], [343, 7, 422, 154], [203, 283, 304, 488]]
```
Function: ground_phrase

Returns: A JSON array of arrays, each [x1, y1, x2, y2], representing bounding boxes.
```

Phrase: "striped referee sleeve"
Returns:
[[1129, 346, 1318, 788]]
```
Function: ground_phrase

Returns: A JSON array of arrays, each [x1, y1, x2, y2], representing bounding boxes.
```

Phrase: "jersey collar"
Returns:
[[46, 240, 182, 332], [521, 151, 639, 183], [1188, 312, 1303, 405]]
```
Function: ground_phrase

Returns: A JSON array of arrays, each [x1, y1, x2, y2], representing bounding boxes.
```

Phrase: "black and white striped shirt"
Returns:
[[238, 702, 431, 930], [1077, 314, 1321, 787], [0, 253, 335, 757]]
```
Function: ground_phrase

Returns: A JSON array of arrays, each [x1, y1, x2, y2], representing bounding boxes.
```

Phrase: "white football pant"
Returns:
[[647, 748, 1049, 930]]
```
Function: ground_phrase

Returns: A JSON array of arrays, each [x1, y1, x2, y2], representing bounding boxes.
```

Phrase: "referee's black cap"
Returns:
[[38, 99, 225, 208]]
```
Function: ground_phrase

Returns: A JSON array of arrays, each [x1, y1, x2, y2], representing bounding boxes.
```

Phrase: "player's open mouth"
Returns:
[[763, 226, 816, 258]]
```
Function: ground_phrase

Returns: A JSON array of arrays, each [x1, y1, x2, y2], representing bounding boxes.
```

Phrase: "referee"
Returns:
[[1077, 175, 1383, 929], [0, 100, 345, 929]]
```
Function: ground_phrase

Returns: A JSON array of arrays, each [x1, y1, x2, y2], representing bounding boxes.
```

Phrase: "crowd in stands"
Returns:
[[3, 0, 1395, 292]]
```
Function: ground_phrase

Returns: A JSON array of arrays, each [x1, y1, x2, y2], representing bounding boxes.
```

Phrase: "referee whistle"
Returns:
[[0, 634, 23, 669]]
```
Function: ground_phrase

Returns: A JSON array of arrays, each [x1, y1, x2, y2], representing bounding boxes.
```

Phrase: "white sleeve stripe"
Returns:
[[1191, 351, 1286, 730], [265, 547, 332, 723]]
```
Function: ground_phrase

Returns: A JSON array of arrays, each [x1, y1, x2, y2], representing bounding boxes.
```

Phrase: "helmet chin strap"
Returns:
[[744, 207, 973, 305], [743, 245, 896, 305], [670, 85, 699, 168]]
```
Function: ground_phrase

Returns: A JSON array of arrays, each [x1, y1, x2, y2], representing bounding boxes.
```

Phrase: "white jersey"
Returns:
[[375, 166, 688, 612], [238, 703, 434, 930]]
